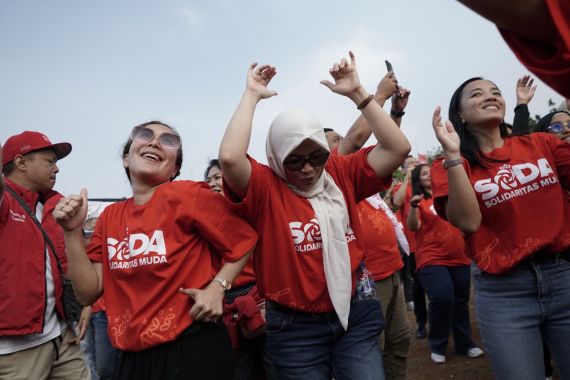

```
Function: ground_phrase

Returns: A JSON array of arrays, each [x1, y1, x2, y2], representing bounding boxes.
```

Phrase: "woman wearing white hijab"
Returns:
[[219, 52, 411, 380]]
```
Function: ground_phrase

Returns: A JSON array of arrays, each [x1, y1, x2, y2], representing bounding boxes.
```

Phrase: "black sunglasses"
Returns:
[[131, 126, 181, 150], [283, 151, 330, 171]]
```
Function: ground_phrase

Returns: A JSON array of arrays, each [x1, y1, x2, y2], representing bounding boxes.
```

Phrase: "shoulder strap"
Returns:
[[5, 186, 64, 273]]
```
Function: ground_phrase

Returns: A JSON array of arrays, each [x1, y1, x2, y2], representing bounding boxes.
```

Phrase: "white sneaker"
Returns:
[[430, 352, 446, 364], [467, 347, 484, 358]]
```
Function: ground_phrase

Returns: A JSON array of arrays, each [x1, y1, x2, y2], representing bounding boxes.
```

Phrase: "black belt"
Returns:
[[529, 247, 570, 263], [266, 300, 336, 319]]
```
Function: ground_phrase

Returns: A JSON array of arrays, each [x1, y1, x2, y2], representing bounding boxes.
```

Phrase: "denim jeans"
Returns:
[[265, 298, 385, 380], [409, 253, 427, 328], [472, 256, 570, 380], [88, 311, 119, 380], [418, 265, 475, 355]]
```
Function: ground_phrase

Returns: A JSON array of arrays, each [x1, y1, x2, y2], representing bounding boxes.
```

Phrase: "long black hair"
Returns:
[[121, 120, 183, 183], [448, 77, 509, 168], [411, 164, 431, 199]]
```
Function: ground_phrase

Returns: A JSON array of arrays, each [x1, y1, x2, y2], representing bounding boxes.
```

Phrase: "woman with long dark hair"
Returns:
[[431, 77, 570, 379], [406, 163, 481, 364]]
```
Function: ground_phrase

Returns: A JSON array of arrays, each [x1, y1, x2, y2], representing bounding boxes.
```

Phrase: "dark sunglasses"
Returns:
[[283, 151, 329, 171], [547, 121, 570, 134], [131, 126, 181, 150]]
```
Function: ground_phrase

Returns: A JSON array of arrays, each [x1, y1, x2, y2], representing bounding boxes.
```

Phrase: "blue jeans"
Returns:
[[265, 298, 385, 380], [86, 311, 119, 380], [472, 256, 570, 380], [418, 265, 475, 355]]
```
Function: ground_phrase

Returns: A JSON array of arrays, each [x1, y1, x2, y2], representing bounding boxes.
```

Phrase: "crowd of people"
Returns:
[[1, 2, 569, 379]]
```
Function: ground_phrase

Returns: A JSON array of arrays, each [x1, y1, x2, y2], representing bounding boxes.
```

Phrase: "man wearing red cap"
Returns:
[[0, 132, 89, 379]]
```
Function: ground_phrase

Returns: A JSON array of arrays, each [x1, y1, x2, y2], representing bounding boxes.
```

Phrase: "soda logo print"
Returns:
[[289, 219, 356, 253], [107, 230, 168, 270], [473, 159, 558, 207]]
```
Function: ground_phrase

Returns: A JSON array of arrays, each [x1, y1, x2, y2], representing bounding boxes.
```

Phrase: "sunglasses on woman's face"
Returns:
[[283, 151, 329, 171], [131, 126, 181, 150], [547, 121, 570, 134]]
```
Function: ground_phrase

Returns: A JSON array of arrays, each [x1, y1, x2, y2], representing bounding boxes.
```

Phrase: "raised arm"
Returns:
[[406, 195, 423, 231], [53, 189, 103, 305], [337, 72, 399, 155], [219, 63, 277, 199], [392, 164, 414, 208], [457, 0, 556, 43], [432, 107, 481, 234], [321, 51, 411, 178]]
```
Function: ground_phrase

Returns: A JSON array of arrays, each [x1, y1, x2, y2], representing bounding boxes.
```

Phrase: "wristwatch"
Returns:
[[213, 276, 232, 290]]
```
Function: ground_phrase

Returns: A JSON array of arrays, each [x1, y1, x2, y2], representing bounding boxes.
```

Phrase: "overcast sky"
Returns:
[[0, 0, 563, 198]]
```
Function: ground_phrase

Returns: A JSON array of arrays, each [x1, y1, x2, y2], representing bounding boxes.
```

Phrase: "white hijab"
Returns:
[[266, 109, 352, 330]]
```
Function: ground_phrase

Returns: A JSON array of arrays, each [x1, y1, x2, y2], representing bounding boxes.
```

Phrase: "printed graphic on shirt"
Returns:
[[473, 158, 559, 208], [107, 229, 168, 270], [289, 218, 356, 253], [9, 209, 26, 222]]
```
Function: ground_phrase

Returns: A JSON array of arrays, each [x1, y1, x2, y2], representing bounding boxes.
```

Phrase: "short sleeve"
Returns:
[[86, 210, 107, 263], [193, 186, 258, 263]]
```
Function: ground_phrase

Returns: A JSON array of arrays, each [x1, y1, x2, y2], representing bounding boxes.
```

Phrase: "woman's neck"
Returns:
[[131, 180, 161, 205], [469, 123, 504, 153]]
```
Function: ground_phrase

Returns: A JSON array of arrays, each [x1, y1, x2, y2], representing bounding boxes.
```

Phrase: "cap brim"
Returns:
[[51, 142, 72, 160]]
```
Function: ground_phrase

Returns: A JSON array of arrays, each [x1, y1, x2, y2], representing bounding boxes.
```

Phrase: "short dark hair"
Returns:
[[448, 77, 509, 168], [121, 121, 183, 183], [2, 151, 37, 176], [204, 159, 221, 180], [323, 128, 335, 133]]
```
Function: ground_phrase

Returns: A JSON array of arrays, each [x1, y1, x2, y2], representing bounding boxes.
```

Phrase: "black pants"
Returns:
[[113, 322, 235, 380]]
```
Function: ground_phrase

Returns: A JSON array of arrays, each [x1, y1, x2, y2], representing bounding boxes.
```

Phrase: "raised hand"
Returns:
[[432, 106, 461, 157], [246, 63, 278, 100], [320, 51, 367, 103], [516, 75, 537, 105], [375, 72, 399, 102], [410, 194, 424, 208], [53, 188, 88, 232], [391, 87, 411, 113]]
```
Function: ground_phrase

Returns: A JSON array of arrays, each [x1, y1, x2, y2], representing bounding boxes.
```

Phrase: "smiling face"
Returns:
[[206, 165, 223, 193], [283, 139, 328, 191], [458, 80, 506, 129], [123, 123, 180, 186], [419, 165, 431, 190]]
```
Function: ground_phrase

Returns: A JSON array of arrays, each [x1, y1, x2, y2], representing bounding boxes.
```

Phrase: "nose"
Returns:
[[54, 163, 59, 174], [300, 162, 314, 173]]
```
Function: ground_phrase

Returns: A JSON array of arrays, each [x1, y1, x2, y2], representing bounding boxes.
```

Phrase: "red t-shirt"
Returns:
[[225, 147, 390, 313], [431, 133, 570, 274], [357, 199, 404, 281], [87, 181, 257, 352], [393, 183, 417, 253], [499, 0, 570, 97], [410, 197, 470, 271]]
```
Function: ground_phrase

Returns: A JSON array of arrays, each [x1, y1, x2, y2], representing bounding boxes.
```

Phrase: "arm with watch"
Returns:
[[432, 106, 482, 234], [179, 249, 252, 322], [406, 194, 423, 231]]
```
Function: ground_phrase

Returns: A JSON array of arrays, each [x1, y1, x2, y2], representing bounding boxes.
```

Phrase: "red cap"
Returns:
[[2, 131, 72, 166]]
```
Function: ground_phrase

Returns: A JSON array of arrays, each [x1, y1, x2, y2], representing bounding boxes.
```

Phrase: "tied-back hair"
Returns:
[[204, 158, 221, 180], [448, 77, 510, 168], [411, 164, 431, 199], [121, 120, 183, 183]]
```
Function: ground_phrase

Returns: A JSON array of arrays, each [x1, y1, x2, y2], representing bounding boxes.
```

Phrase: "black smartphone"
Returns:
[[385, 60, 393, 73]]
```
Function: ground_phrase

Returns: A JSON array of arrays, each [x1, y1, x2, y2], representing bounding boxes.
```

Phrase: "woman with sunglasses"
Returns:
[[430, 77, 570, 379], [54, 121, 258, 380], [218, 52, 411, 379]]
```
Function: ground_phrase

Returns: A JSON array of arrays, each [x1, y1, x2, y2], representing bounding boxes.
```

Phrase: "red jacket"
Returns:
[[0, 179, 66, 336]]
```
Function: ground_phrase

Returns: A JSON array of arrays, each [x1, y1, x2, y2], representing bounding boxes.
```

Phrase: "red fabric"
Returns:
[[91, 296, 105, 313], [393, 183, 416, 252], [357, 200, 404, 281], [0, 179, 65, 335], [431, 134, 570, 274], [411, 197, 470, 272], [225, 146, 390, 313], [87, 181, 257, 352], [222, 289, 265, 349], [499, 0, 570, 97]]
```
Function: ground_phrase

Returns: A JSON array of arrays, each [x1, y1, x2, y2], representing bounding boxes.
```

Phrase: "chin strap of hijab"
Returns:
[[266, 109, 352, 330]]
